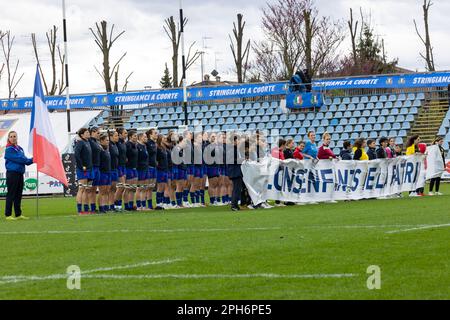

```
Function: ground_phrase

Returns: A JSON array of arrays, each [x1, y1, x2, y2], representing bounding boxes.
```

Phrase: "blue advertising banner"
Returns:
[[1, 71, 449, 111]]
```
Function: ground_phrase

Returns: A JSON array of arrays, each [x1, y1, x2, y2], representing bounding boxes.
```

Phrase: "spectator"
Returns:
[[367, 139, 377, 160], [289, 70, 305, 93], [429, 137, 446, 196], [303, 131, 318, 159], [394, 144, 403, 157], [377, 137, 388, 159], [353, 138, 368, 160], [405, 135, 422, 197], [386, 137, 397, 158], [4, 131, 33, 221], [271, 139, 286, 160], [293, 141, 306, 160], [317, 132, 337, 160], [339, 141, 353, 160], [284, 139, 295, 159]]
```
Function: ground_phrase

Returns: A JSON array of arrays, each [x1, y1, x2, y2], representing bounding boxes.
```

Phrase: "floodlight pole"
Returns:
[[180, 0, 189, 126], [62, 0, 71, 134]]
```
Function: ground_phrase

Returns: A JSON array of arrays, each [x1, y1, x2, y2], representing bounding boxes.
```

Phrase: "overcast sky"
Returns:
[[1, 0, 450, 98]]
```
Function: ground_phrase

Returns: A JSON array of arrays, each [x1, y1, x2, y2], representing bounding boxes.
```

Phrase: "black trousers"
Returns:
[[5, 171, 24, 217], [231, 177, 243, 207], [430, 177, 441, 192]]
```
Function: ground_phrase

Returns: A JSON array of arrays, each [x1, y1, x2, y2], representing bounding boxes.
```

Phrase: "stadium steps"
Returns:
[[408, 96, 449, 144]]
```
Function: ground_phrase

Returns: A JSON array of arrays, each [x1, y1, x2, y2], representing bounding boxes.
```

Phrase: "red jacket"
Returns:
[[293, 148, 304, 160], [317, 145, 336, 160], [271, 147, 285, 160]]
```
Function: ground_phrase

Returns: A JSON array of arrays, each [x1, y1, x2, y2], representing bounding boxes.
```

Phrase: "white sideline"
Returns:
[[0, 273, 357, 285], [0, 227, 283, 236], [0, 258, 183, 285], [385, 223, 450, 234], [0, 225, 430, 236]]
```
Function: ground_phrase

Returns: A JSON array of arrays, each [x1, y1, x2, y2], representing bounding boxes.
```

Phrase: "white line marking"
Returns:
[[0, 225, 428, 236], [0, 273, 357, 285], [386, 223, 450, 234], [0, 258, 183, 285]]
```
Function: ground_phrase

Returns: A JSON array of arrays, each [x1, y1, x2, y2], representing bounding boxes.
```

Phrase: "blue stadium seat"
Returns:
[[333, 98, 341, 105], [283, 121, 293, 129], [417, 93, 425, 100], [325, 112, 333, 119], [413, 100, 422, 107], [364, 124, 373, 132], [403, 100, 412, 108], [394, 101, 402, 108], [298, 127, 307, 135], [366, 103, 375, 110], [350, 132, 359, 140], [331, 133, 339, 141], [367, 117, 376, 124], [321, 119, 329, 126], [357, 103, 365, 111], [338, 104, 347, 112], [406, 114, 415, 122], [240, 110, 248, 117], [254, 103, 261, 109], [270, 115, 279, 122], [373, 123, 382, 131], [344, 111, 352, 118], [289, 128, 297, 135], [326, 126, 335, 134], [383, 123, 392, 130], [312, 119, 320, 127], [335, 112, 343, 119], [384, 101, 393, 109], [369, 131, 378, 139], [399, 130, 407, 137], [370, 96, 379, 103], [388, 94, 397, 102], [398, 94, 406, 101], [379, 95, 387, 102], [358, 117, 367, 125], [320, 105, 328, 113], [303, 120, 311, 127], [307, 113, 315, 121], [410, 107, 419, 114], [395, 137, 403, 145], [297, 113, 306, 121], [279, 114, 288, 122], [348, 103, 356, 111], [244, 103, 252, 110], [402, 122, 410, 130], [271, 101, 279, 108], [134, 109, 142, 116], [329, 105, 338, 112], [339, 118, 348, 126], [330, 119, 339, 126], [375, 102, 383, 110], [275, 122, 283, 129], [360, 96, 369, 103], [391, 108, 400, 116], [349, 118, 357, 125], [360, 132, 368, 138], [335, 125, 344, 133], [344, 125, 353, 133], [393, 123, 401, 130], [407, 93, 415, 101], [239, 123, 247, 131]]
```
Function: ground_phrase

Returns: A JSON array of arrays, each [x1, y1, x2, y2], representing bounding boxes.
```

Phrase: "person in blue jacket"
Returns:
[[303, 131, 318, 160], [74, 128, 93, 214], [4, 131, 33, 220]]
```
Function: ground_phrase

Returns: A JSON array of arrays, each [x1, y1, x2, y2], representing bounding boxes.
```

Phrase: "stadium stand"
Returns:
[[89, 91, 444, 156]]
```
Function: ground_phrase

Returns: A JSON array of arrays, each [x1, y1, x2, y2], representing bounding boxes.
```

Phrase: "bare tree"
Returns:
[[31, 26, 60, 96], [57, 45, 67, 95], [414, 0, 435, 71], [0, 31, 5, 85], [89, 20, 127, 93], [261, 0, 306, 79], [180, 42, 201, 86], [250, 41, 284, 82], [1, 31, 24, 99], [348, 8, 359, 66], [164, 16, 185, 88], [229, 13, 251, 83]]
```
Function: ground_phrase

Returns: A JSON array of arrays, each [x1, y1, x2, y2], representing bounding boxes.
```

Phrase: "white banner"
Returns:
[[443, 159, 450, 179], [242, 155, 428, 205]]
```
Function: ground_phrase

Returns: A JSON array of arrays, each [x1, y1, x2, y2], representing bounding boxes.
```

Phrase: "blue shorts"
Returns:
[[92, 167, 101, 186], [98, 172, 112, 186], [194, 166, 204, 178], [76, 168, 94, 181], [118, 166, 126, 178], [126, 168, 138, 180], [172, 167, 187, 180], [187, 165, 195, 176], [138, 169, 149, 181], [110, 169, 119, 182], [207, 166, 220, 178], [148, 167, 157, 180], [157, 170, 169, 183], [219, 166, 228, 177]]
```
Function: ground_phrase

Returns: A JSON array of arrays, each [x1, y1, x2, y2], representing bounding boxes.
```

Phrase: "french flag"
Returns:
[[29, 65, 68, 187]]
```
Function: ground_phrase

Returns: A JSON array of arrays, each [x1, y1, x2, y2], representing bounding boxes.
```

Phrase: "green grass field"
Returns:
[[0, 185, 449, 300]]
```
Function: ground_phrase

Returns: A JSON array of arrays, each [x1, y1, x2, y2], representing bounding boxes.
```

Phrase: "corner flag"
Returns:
[[29, 65, 68, 187]]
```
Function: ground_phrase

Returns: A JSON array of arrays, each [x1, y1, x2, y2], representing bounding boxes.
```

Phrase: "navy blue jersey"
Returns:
[[109, 141, 119, 170], [89, 137, 102, 167], [166, 147, 173, 169], [146, 139, 157, 168], [99, 147, 111, 173], [137, 143, 149, 171], [126, 141, 138, 169], [157, 147, 169, 171], [117, 138, 127, 166], [74, 138, 93, 170]]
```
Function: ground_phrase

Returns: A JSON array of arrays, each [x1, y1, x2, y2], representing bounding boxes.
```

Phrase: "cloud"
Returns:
[[0, 0, 449, 98]]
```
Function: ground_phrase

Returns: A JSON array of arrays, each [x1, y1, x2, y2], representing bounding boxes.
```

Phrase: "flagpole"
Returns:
[[36, 170, 40, 220], [62, 0, 71, 135]]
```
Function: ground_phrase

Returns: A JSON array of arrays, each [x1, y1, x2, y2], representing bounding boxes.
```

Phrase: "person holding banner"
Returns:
[[367, 140, 377, 160], [3, 131, 33, 221], [339, 141, 353, 160], [353, 139, 369, 160], [377, 137, 388, 159], [303, 132, 318, 160], [293, 141, 306, 160], [317, 133, 337, 160], [406, 135, 424, 197], [429, 137, 446, 196], [386, 138, 397, 158]]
